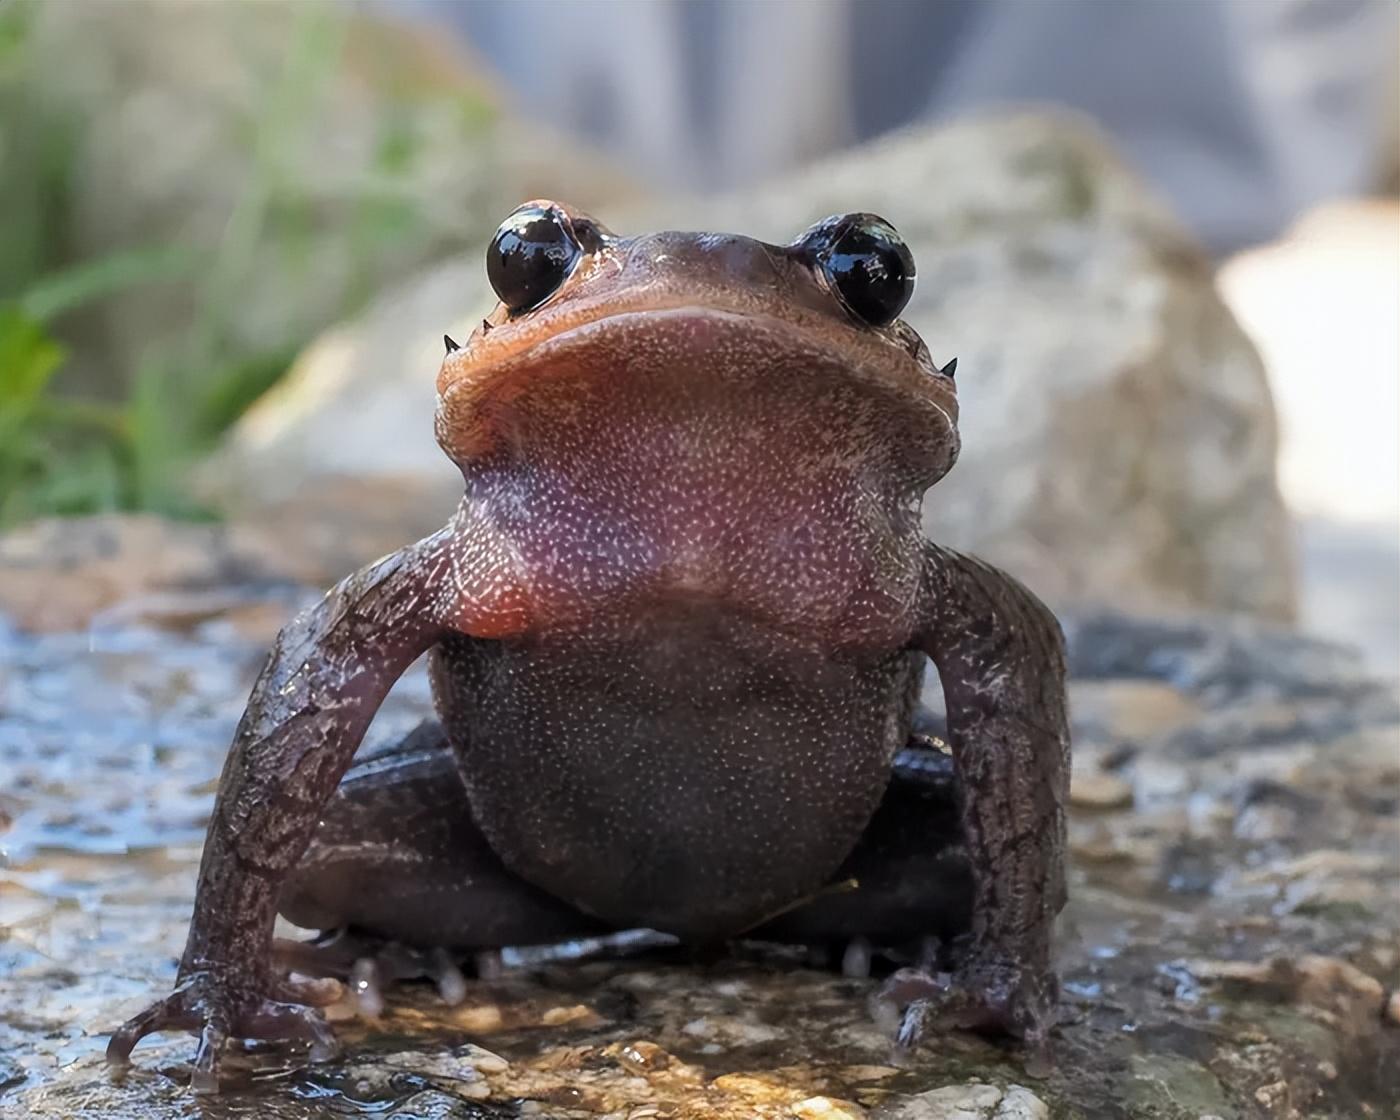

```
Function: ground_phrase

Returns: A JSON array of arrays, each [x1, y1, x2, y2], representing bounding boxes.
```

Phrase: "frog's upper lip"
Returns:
[[435, 301, 956, 461]]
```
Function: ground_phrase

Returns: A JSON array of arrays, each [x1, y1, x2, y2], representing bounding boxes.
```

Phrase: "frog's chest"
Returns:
[[428, 607, 922, 940], [443, 388, 926, 649]]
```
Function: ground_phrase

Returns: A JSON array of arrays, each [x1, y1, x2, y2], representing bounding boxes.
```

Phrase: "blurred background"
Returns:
[[0, 0, 1396, 672], [3, 8, 1400, 1115]]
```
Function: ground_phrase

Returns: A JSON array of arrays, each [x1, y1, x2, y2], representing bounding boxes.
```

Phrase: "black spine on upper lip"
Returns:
[[444, 334, 460, 353], [940, 357, 957, 378]]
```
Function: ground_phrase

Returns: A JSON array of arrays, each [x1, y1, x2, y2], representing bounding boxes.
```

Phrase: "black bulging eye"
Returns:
[[800, 213, 915, 327], [486, 204, 582, 314]]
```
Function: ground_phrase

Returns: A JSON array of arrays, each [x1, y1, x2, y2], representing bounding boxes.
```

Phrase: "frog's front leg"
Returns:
[[886, 543, 1070, 1055], [107, 528, 464, 1091]]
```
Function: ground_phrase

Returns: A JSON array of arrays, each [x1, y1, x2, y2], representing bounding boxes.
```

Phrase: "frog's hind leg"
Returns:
[[276, 719, 606, 1008], [749, 738, 973, 973]]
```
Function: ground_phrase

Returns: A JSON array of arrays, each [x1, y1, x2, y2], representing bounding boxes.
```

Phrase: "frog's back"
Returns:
[[429, 603, 921, 940]]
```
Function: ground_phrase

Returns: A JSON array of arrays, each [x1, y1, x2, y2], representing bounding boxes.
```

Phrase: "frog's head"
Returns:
[[436, 201, 959, 493]]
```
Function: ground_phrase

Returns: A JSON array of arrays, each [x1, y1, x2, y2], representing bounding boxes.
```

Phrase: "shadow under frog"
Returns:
[[108, 203, 1070, 1091]]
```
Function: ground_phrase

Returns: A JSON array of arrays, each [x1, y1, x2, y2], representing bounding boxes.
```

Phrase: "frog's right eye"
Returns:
[[795, 212, 916, 328], [486, 204, 583, 315]]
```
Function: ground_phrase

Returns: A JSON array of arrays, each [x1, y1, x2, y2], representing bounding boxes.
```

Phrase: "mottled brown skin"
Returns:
[[108, 203, 1069, 1090]]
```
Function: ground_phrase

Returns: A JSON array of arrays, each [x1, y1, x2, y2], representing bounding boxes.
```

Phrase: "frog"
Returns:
[[107, 201, 1070, 1091]]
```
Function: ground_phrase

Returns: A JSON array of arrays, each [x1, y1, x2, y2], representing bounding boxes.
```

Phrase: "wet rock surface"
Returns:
[[2, 517, 1397, 1119]]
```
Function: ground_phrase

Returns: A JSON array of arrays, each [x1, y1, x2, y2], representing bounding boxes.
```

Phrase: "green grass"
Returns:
[[0, 0, 495, 530]]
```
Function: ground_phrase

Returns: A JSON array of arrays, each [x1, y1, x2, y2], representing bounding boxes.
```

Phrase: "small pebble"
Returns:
[[616, 1040, 670, 1073], [465, 1044, 510, 1073], [1070, 770, 1133, 809], [1253, 1080, 1288, 1108], [792, 1096, 867, 1119]]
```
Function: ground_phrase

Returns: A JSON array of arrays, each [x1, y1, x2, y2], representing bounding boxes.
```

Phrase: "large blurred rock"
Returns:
[[9, 0, 637, 397], [219, 113, 1295, 620]]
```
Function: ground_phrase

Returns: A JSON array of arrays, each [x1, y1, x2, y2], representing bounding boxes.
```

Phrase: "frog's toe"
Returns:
[[429, 947, 469, 1004], [347, 945, 464, 1014], [876, 959, 1058, 1067], [189, 1022, 227, 1094], [347, 956, 385, 1017], [108, 973, 338, 1092], [841, 936, 874, 978], [107, 992, 192, 1066], [246, 998, 340, 1057], [277, 931, 472, 1014], [186, 995, 337, 1092], [274, 971, 343, 1007], [473, 946, 506, 981]]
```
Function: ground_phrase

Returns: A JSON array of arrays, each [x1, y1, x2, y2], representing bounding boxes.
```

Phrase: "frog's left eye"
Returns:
[[487, 204, 583, 315], [798, 213, 915, 327]]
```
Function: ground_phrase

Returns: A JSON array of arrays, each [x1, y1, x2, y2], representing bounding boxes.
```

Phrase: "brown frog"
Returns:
[[108, 202, 1070, 1090]]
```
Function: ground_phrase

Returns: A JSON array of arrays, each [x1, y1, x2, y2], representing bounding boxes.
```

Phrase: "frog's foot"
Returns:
[[821, 932, 945, 979], [749, 740, 1055, 1066], [276, 931, 475, 1016], [107, 968, 342, 1093], [876, 957, 1058, 1072]]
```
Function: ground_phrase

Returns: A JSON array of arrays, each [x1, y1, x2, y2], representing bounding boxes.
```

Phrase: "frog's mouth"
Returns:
[[435, 303, 959, 484]]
